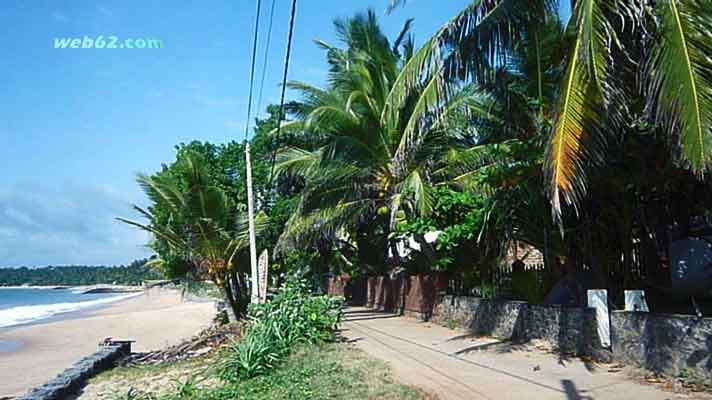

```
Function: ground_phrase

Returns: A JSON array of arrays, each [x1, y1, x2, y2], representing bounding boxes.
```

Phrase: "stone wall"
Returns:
[[431, 295, 599, 355], [611, 311, 712, 381], [429, 295, 712, 379], [18, 341, 131, 400]]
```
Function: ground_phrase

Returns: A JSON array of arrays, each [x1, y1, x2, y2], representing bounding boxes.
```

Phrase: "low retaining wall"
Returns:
[[19, 341, 132, 400], [431, 295, 599, 355], [430, 295, 712, 380], [611, 311, 712, 381]]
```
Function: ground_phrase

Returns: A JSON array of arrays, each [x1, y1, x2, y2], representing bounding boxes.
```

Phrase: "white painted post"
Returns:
[[245, 143, 259, 304], [624, 290, 649, 312], [587, 289, 611, 348], [258, 249, 269, 303]]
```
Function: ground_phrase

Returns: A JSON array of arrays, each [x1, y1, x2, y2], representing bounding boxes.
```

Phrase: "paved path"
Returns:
[[342, 307, 708, 400]]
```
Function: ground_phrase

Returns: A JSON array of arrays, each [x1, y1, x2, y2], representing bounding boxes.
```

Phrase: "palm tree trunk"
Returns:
[[222, 273, 244, 321]]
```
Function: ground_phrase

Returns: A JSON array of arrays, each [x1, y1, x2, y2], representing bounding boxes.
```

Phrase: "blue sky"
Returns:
[[0, 1, 570, 267]]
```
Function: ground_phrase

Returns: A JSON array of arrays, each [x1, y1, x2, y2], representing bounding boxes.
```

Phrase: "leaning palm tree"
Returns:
[[388, 0, 712, 222], [118, 152, 266, 319], [274, 10, 494, 272]]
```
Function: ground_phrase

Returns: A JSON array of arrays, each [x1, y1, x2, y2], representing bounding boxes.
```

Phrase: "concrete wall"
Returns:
[[611, 311, 712, 381], [18, 341, 131, 400], [431, 295, 599, 355]]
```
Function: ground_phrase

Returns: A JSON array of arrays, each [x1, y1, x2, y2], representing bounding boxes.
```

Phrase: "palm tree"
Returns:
[[118, 152, 266, 319], [388, 0, 712, 221], [274, 10, 494, 272]]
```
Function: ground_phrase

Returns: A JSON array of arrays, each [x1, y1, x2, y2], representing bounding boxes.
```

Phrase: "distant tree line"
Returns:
[[0, 258, 165, 286]]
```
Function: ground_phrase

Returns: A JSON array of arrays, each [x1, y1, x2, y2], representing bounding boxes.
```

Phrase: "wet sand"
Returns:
[[0, 288, 216, 398]]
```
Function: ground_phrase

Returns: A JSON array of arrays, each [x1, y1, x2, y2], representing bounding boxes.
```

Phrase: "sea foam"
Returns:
[[0, 292, 142, 328]]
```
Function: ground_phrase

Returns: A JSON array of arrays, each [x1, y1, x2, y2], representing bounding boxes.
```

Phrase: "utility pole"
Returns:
[[245, 142, 260, 303]]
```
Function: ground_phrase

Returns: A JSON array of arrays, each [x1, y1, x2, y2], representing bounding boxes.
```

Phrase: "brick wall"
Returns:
[[362, 273, 446, 319], [325, 274, 367, 305], [503, 241, 544, 267]]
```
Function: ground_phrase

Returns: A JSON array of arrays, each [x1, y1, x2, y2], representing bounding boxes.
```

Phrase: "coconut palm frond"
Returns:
[[275, 147, 324, 178], [136, 173, 185, 215], [384, 0, 555, 123], [403, 169, 435, 217], [649, 0, 712, 175], [396, 68, 451, 157], [386, 0, 409, 14], [119, 151, 261, 276], [276, 199, 372, 252], [545, 0, 615, 222], [393, 18, 414, 56], [116, 217, 189, 253]]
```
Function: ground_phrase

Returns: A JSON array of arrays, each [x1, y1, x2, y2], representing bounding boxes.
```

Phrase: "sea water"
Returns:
[[0, 288, 140, 329]]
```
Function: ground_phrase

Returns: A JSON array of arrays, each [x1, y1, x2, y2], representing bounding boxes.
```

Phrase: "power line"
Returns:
[[267, 0, 298, 186], [243, 0, 263, 142], [256, 0, 278, 117]]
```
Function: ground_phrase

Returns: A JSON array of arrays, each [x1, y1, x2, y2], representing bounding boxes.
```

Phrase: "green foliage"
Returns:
[[397, 187, 487, 252], [394, 187, 502, 273], [110, 343, 424, 400], [199, 344, 424, 400], [276, 10, 495, 273], [126, 102, 309, 296], [118, 151, 270, 319], [511, 270, 545, 304], [0, 258, 163, 286], [218, 277, 343, 381]]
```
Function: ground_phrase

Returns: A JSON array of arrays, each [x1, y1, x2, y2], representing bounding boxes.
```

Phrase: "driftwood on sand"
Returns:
[[121, 323, 241, 366]]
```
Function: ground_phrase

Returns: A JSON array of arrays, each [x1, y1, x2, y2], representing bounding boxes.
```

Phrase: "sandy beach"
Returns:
[[0, 288, 216, 398]]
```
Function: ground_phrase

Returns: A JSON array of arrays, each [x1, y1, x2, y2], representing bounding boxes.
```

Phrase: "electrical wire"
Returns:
[[243, 0, 263, 142], [255, 0, 278, 117], [267, 0, 298, 187]]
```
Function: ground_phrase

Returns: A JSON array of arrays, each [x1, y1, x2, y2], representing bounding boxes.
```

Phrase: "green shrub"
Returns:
[[218, 276, 343, 381]]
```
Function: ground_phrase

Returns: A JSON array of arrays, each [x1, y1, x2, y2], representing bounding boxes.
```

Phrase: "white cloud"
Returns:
[[0, 182, 151, 267]]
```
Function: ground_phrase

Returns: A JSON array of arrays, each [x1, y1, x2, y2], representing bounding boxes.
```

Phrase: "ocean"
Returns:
[[0, 288, 140, 329]]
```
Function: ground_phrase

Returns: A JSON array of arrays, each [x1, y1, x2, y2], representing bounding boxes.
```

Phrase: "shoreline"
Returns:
[[0, 284, 144, 293], [0, 292, 144, 333], [0, 287, 216, 398]]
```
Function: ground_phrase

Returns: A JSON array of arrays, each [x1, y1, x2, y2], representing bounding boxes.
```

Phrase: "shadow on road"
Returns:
[[343, 309, 400, 322], [562, 379, 593, 400]]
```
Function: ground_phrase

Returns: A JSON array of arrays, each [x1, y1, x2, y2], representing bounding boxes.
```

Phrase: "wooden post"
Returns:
[[258, 249, 269, 303], [245, 142, 260, 304]]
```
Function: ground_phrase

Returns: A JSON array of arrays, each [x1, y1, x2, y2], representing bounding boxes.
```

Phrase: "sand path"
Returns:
[[343, 307, 711, 400]]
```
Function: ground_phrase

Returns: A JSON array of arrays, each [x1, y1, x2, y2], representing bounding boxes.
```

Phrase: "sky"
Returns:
[[0, 1, 571, 267]]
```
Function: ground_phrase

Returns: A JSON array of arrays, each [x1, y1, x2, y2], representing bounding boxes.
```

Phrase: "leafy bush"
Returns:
[[219, 277, 343, 381]]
